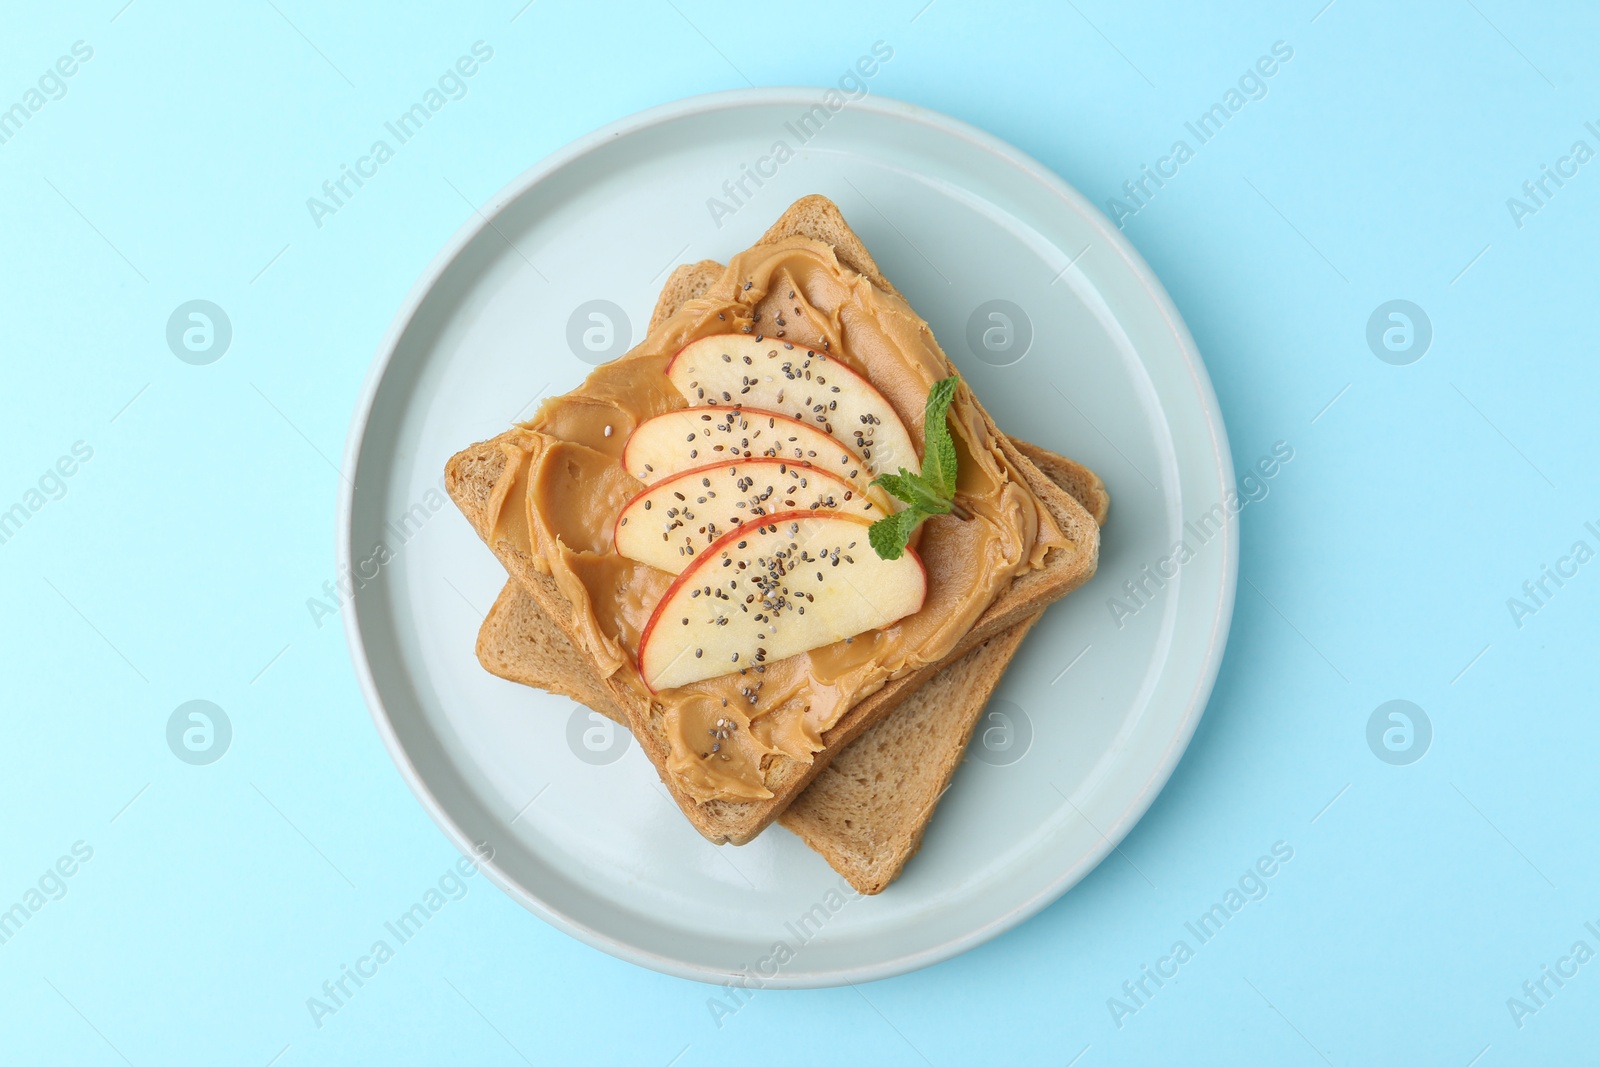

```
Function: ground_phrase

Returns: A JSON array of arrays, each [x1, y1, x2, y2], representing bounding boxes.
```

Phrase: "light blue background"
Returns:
[[3, 1, 1596, 1064]]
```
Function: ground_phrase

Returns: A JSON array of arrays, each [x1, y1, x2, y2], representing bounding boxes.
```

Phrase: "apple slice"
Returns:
[[637, 512, 926, 692], [614, 459, 881, 575], [622, 408, 885, 503], [666, 335, 920, 479]]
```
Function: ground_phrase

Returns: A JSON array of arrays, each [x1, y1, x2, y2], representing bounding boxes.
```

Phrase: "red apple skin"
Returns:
[[610, 456, 844, 550], [619, 406, 869, 485], [665, 336, 903, 426], [663, 334, 921, 483], [636, 510, 926, 694], [665, 334, 915, 438], [662, 339, 693, 377], [618, 422, 646, 480]]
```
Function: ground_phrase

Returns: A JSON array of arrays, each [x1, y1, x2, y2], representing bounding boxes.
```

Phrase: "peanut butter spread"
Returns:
[[483, 236, 1067, 802]]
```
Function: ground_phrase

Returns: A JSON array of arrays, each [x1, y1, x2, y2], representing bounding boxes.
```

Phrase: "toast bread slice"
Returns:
[[476, 584, 1043, 894], [775, 611, 1043, 893], [476, 436, 1104, 892], [445, 195, 1101, 844], [474, 255, 1108, 890]]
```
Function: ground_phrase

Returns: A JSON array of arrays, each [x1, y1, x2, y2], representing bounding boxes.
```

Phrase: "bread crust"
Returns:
[[445, 196, 1101, 845], [474, 434, 1105, 892]]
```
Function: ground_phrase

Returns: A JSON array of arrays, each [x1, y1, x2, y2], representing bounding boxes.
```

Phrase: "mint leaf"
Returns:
[[868, 506, 924, 560], [867, 376, 964, 560], [920, 376, 960, 498], [870, 469, 920, 506], [873, 468, 950, 515], [930, 432, 958, 500], [902, 473, 951, 515]]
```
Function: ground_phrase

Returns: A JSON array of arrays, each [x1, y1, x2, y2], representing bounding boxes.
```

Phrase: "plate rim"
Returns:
[[338, 87, 1238, 988]]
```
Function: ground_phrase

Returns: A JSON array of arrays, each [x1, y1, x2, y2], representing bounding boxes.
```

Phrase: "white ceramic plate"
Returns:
[[340, 89, 1235, 987]]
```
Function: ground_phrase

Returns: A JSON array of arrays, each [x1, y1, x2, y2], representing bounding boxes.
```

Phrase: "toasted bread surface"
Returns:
[[478, 584, 1047, 894], [445, 196, 1101, 844], [474, 431, 1106, 891]]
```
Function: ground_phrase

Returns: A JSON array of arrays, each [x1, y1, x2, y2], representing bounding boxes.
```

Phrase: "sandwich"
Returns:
[[475, 435, 1106, 892], [445, 194, 1101, 853]]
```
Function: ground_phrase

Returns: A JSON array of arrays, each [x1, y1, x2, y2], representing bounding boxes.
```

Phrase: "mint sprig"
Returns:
[[867, 375, 967, 560]]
